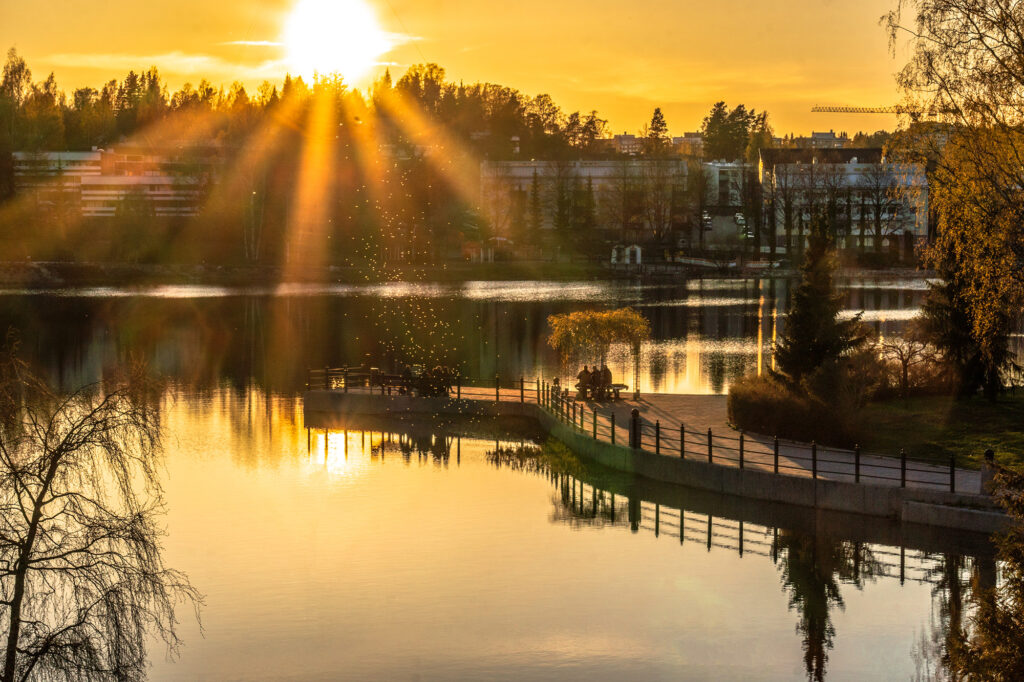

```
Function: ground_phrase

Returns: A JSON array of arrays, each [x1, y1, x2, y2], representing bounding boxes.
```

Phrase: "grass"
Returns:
[[859, 392, 1024, 470]]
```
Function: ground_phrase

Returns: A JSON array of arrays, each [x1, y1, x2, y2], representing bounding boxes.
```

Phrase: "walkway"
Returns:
[[400, 384, 983, 494]]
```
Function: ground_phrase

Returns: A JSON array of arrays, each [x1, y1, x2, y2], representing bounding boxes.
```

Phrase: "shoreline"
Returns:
[[0, 260, 932, 289], [303, 389, 1006, 534]]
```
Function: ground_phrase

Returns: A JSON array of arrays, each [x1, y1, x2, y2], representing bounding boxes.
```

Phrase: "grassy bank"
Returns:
[[859, 394, 1024, 469]]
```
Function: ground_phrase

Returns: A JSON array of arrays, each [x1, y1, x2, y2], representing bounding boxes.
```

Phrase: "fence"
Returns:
[[551, 471, 965, 587], [308, 368, 967, 493]]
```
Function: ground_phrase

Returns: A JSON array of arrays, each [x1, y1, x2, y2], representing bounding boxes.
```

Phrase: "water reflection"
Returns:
[[477, 435, 997, 682], [5, 276, 1002, 398]]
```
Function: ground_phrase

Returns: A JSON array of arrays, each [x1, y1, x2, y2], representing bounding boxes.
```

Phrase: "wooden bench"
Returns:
[[609, 383, 629, 400]]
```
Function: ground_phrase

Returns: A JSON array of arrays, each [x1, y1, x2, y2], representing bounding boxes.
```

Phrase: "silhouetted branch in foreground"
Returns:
[[0, 341, 200, 682]]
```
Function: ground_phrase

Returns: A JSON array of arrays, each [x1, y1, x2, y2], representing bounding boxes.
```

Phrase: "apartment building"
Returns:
[[11, 146, 216, 218], [759, 148, 928, 255]]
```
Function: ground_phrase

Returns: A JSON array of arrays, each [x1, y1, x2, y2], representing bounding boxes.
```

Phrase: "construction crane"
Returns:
[[812, 105, 952, 119]]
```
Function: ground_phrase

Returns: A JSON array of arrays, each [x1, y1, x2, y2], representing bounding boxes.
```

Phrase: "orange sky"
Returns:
[[0, 0, 905, 135]]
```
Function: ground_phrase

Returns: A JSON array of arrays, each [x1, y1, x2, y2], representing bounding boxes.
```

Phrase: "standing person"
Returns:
[[601, 364, 612, 398], [576, 365, 591, 399]]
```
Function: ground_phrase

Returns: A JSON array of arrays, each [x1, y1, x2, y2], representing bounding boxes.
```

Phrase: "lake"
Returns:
[[0, 275, 960, 395], [0, 276, 1004, 680]]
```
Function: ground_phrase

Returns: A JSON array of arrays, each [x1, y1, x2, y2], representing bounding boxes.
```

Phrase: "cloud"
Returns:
[[43, 51, 289, 82], [220, 40, 284, 47], [223, 34, 421, 49]]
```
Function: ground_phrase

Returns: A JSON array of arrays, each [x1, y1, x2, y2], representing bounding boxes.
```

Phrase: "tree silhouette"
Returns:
[[0, 343, 200, 682]]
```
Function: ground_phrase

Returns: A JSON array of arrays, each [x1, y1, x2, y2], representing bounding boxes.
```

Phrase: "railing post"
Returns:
[[739, 432, 744, 469], [520, 377, 524, 403], [457, 375, 461, 400], [655, 420, 661, 455], [324, 365, 329, 390], [855, 445, 861, 483], [812, 441, 817, 479], [536, 377, 540, 404], [343, 368, 349, 393], [707, 428, 713, 463], [629, 409, 640, 449], [572, 401, 577, 424], [593, 409, 597, 439], [680, 423, 685, 459], [900, 449, 907, 488], [610, 412, 616, 444], [773, 436, 779, 474], [950, 455, 956, 493], [495, 374, 500, 402]]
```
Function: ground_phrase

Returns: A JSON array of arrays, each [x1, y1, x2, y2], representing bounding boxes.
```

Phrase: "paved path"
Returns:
[[353, 384, 983, 494]]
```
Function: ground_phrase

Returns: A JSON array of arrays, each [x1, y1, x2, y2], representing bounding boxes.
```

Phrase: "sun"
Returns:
[[284, 0, 392, 82]]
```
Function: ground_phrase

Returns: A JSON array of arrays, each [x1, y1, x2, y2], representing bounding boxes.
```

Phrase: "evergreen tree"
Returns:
[[702, 101, 758, 161], [643, 107, 669, 155], [773, 214, 865, 385]]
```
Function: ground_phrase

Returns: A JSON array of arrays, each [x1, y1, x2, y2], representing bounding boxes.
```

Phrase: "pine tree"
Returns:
[[773, 214, 865, 385], [644, 107, 669, 155]]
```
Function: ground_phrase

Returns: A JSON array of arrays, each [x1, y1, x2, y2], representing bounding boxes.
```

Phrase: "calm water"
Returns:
[[0, 276, 957, 395], [0, 277, 1005, 680], [147, 389, 991, 681]]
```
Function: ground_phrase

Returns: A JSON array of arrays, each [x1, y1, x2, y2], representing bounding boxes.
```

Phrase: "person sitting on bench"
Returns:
[[600, 364, 612, 398], [590, 366, 603, 400], [576, 366, 591, 399]]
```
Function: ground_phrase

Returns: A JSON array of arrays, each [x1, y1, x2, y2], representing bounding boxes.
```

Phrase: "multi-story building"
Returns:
[[759, 148, 928, 256], [611, 133, 643, 155], [479, 159, 695, 245], [480, 148, 929, 258], [11, 146, 216, 218], [672, 133, 704, 157], [79, 175, 202, 218], [792, 130, 850, 149]]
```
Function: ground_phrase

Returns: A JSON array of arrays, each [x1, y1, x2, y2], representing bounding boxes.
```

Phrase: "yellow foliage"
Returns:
[[546, 307, 650, 367]]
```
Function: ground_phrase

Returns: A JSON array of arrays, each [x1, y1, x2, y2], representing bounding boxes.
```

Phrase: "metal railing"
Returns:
[[308, 368, 970, 493], [552, 472, 964, 587]]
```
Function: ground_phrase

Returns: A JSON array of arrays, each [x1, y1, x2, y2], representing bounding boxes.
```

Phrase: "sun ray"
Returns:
[[375, 91, 484, 209], [280, 87, 337, 280]]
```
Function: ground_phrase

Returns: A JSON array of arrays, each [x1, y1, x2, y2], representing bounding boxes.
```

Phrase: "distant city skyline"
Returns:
[[1, 0, 905, 135]]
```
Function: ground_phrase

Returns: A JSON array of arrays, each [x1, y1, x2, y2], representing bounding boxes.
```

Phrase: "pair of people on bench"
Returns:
[[575, 364, 613, 400]]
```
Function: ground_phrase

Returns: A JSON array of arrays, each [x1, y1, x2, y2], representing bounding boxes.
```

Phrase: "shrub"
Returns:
[[727, 375, 861, 446]]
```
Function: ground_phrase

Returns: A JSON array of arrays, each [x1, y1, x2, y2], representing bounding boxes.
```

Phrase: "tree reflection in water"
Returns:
[[481, 431, 1001, 681], [942, 468, 1024, 679], [772, 530, 881, 681]]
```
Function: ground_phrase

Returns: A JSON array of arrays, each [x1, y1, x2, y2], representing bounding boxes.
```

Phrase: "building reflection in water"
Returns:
[[10, 276, 1012, 400]]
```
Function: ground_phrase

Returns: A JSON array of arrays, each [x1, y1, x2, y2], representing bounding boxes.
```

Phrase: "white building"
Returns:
[[11, 147, 214, 218], [759, 148, 928, 255], [479, 158, 694, 244], [79, 176, 201, 218]]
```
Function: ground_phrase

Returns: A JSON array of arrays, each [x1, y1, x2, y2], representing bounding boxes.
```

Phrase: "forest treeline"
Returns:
[[0, 47, 779, 266], [0, 46, 895, 269]]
